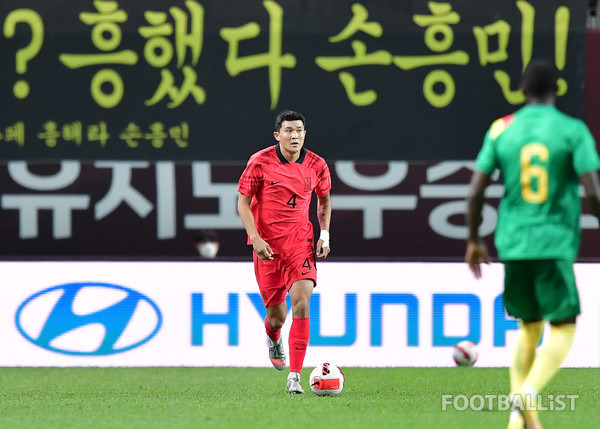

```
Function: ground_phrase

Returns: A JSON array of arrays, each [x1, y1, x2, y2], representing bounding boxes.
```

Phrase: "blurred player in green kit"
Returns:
[[465, 60, 600, 429]]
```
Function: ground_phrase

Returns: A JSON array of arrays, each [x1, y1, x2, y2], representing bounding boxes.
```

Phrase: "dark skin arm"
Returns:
[[581, 170, 600, 219], [465, 170, 491, 279]]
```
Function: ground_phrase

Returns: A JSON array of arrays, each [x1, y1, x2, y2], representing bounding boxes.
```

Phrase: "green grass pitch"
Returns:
[[0, 367, 598, 428]]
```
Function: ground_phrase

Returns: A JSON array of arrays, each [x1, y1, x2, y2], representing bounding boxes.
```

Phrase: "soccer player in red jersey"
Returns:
[[237, 110, 332, 394]]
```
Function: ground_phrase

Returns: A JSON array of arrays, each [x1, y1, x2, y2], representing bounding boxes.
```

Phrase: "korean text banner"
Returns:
[[0, 0, 587, 161], [1, 160, 599, 260]]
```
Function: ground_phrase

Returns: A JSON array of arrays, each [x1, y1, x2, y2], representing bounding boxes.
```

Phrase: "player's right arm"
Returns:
[[572, 121, 600, 218], [237, 192, 274, 263], [581, 171, 600, 219], [465, 170, 492, 279]]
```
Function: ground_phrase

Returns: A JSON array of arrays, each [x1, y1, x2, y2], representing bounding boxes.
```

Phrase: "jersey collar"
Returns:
[[276, 144, 306, 164]]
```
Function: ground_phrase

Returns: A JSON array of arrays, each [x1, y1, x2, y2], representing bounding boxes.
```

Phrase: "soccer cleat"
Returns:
[[521, 416, 543, 429], [286, 372, 305, 394], [268, 338, 286, 370]]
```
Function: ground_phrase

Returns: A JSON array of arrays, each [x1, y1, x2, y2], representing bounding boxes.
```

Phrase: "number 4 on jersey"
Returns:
[[301, 258, 312, 275], [287, 194, 297, 208]]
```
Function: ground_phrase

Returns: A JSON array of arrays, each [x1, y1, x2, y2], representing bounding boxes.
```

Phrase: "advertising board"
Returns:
[[1, 261, 598, 367]]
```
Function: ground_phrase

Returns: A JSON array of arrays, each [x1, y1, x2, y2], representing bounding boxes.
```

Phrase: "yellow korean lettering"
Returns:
[[315, 4, 390, 106], [472, 20, 510, 66], [37, 121, 60, 147], [59, 1, 137, 108], [328, 3, 382, 42], [220, 0, 296, 110]]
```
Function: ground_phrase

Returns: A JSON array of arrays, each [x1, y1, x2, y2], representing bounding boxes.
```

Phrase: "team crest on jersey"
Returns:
[[304, 177, 311, 191]]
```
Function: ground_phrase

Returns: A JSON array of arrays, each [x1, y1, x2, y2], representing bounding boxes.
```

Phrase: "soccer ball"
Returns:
[[453, 340, 478, 366], [309, 362, 345, 397]]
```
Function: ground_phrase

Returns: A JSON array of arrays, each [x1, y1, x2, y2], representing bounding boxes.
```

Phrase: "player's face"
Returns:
[[274, 120, 306, 160]]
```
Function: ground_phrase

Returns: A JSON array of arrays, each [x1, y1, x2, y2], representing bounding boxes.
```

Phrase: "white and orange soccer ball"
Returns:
[[453, 340, 478, 366], [309, 362, 345, 397]]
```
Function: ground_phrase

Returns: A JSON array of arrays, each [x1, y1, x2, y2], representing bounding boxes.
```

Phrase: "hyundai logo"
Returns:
[[15, 282, 162, 356]]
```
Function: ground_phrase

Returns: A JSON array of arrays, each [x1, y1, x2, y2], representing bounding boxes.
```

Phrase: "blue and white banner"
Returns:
[[1, 261, 598, 367]]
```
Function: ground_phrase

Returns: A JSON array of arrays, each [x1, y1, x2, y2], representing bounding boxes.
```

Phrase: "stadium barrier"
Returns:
[[2, 261, 598, 367]]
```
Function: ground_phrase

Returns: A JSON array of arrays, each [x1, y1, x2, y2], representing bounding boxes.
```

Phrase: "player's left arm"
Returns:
[[316, 193, 331, 258]]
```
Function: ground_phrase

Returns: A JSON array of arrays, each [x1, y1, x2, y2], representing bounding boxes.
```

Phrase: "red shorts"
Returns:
[[254, 240, 317, 307]]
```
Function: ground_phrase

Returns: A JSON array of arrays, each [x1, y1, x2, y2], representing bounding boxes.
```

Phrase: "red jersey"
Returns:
[[238, 144, 331, 247]]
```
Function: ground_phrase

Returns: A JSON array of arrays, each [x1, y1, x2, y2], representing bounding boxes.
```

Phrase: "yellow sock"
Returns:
[[524, 323, 575, 394], [509, 321, 543, 394], [506, 410, 524, 429]]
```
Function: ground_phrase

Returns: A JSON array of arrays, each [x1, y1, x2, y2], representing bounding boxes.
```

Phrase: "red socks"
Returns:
[[264, 316, 280, 342], [289, 317, 310, 373], [265, 316, 310, 373]]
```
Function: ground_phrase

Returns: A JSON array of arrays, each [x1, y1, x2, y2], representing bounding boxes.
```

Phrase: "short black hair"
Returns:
[[275, 110, 305, 131], [194, 230, 219, 242], [521, 59, 558, 97]]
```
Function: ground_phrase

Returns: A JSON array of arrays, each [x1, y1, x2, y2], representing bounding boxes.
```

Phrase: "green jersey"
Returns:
[[475, 104, 600, 260]]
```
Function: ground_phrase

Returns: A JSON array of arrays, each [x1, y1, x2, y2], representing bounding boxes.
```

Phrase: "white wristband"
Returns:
[[319, 230, 330, 247]]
